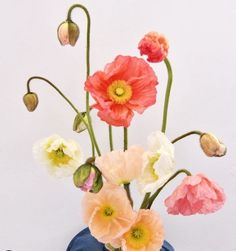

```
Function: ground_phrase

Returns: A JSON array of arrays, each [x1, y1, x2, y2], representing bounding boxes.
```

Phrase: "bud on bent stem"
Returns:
[[23, 92, 39, 112], [57, 20, 80, 46], [200, 133, 227, 157]]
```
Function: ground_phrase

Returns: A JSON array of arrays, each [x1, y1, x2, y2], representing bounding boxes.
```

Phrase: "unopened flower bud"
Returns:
[[200, 133, 227, 157], [73, 163, 103, 193], [57, 20, 80, 46], [23, 92, 38, 112], [73, 112, 88, 133]]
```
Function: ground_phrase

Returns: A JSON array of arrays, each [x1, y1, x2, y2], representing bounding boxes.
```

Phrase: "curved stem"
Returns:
[[67, 4, 100, 156], [172, 130, 203, 144], [161, 58, 173, 133], [67, 4, 91, 78], [109, 125, 114, 151], [27, 76, 80, 115], [147, 169, 192, 209], [26, 76, 100, 154]]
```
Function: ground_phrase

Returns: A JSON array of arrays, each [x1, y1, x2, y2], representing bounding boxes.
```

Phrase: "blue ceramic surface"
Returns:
[[67, 228, 174, 251]]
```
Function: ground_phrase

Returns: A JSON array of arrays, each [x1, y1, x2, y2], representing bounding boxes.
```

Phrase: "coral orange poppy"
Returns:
[[138, 32, 169, 63], [85, 55, 158, 127]]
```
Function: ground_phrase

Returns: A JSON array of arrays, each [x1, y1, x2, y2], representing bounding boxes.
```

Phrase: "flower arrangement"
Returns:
[[23, 4, 227, 251]]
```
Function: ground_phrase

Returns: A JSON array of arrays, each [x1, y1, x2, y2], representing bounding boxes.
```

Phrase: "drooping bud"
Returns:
[[23, 92, 39, 112], [73, 112, 88, 133], [57, 20, 80, 46], [200, 133, 227, 157], [73, 163, 103, 193]]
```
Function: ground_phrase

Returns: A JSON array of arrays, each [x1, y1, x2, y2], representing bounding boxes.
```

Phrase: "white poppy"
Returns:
[[137, 131, 176, 194], [33, 134, 83, 178]]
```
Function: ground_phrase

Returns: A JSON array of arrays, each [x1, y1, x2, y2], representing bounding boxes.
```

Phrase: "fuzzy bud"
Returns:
[[57, 20, 80, 46], [73, 112, 88, 133], [200, 133, 227, 157], [23, 92, 38, 112], [73, 163, 103, 193]]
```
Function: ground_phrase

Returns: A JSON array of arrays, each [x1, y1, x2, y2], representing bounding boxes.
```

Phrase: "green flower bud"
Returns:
[[57, 20, 80, 46], [73, 163, 103, 193], [23, 92, 38, 112], [73, 112, 88, 133]]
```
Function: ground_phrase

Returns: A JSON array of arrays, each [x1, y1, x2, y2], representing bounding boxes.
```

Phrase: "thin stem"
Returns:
[[124, 183, 133, 207], [161, 58, 173, 133], [147, 169, 192, 209], [26, 76, 100, 155], [105, 244, 122, 251], [172, 130, 203, 144], [123, 127, 128, 151], [123, 127, 133, 207], [109, 125, 114, 151], [140, 192, 151, 209], [67, 4, 99, 156]]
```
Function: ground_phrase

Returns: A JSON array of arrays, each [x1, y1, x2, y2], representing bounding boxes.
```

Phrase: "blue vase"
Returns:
[[67, 228, 174, 251]]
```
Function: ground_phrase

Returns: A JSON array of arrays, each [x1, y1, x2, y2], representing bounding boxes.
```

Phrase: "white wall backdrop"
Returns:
[[0, 0, 235, 250]]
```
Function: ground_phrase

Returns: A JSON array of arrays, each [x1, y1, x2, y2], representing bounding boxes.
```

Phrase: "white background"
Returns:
[[0, 0, 236, 250]]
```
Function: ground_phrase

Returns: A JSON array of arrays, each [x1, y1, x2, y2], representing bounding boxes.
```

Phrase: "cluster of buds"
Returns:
[[73, 160, 103, 193], [200, 133, 227, 157]]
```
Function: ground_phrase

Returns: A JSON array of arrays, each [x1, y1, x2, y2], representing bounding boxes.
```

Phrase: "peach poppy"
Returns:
[[95, 146, 144, 185], [165, 174, 226, 216], [111, 209, 164, 251], [138, 32, 169, 63], [85, 55, 158, 127], [83, 183, 136, 244]]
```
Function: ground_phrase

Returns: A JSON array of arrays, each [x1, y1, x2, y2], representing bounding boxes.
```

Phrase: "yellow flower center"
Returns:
[[48, 147, 72, 166], [125, 223, 151, 249], [100, 205, 116, 221], [148, 153, 160, 180], [107, 80, 132, 104]]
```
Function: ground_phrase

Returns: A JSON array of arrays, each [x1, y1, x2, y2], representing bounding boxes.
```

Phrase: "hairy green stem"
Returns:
[[26, 76, 100, 154], [123, 127, 133, 207], [142, 65, 176, 208], [140, 192, 151, 209], [172, 130, 203, 144], [27, 76, 81, 115], [124, 183, 133, 207], [67, 4, 100, 156], [123, 127, 128, 151], [147, 169, 192, 209], [109, 125, 114, 151], [161, 58, 173, 133], [105, 244, 122, 251]]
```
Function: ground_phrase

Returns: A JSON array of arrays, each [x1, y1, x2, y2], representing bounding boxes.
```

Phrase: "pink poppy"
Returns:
[[138, 32, 169, 63], [85, 55, 158, 127], [165, 174, 226, 216]]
